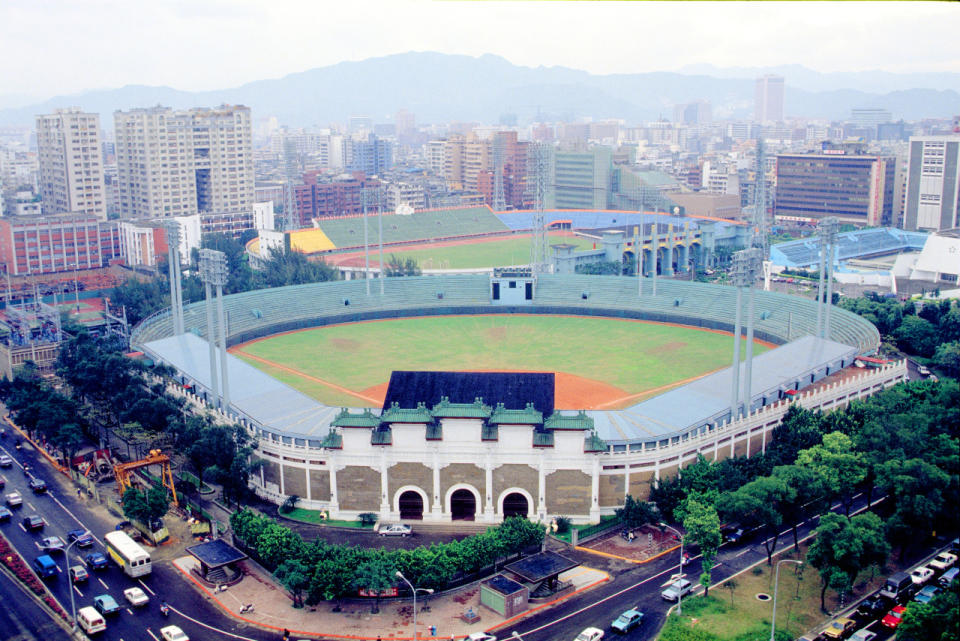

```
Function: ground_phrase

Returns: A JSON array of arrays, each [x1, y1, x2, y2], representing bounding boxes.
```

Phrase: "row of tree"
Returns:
[[840, 293, 960, 363], [230, 509, 545, 610]]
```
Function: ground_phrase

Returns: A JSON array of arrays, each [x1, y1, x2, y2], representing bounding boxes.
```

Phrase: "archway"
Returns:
[[398, 490, 424, 520], [450, 489, 477, 521], [501, 492, 529, 518]]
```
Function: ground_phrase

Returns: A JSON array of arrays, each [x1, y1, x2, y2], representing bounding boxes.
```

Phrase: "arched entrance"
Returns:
[[398, 490, 424, 520], [450, 489, 477, 521], [502, 492, 529, 518]]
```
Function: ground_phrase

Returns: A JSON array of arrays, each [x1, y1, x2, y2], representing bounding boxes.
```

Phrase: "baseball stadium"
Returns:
[[133, 206, 903, 525]]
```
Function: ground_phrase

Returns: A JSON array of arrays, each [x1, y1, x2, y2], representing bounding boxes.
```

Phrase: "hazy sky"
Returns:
[[2, 0, 958, 100]]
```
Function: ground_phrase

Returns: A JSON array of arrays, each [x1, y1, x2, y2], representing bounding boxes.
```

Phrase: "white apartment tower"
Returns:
[[754, 75, 785, 123], [115, 105, 254, 219], [903, 135, 960, 232], [36, 108, 107, 219]]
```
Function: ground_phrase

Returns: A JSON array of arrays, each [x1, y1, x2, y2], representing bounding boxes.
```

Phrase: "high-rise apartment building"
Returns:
[[546, 146, 612, 210], [754, 75, 785, 123], [349, 135, 394, 176], [903, 135, 960, 231], [35, 108, 107, 219], [114, 105, 253, 219]]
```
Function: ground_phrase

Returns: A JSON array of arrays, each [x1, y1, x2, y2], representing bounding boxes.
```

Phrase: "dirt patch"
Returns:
[[581, 524, 681, 563], [330, 338, 362, 351], [359, 381, 390, 405], [648, 340, 686, 354], [484, 326, 507, 341]]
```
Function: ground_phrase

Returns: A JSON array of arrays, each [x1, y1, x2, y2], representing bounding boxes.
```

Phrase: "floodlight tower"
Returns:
[[740, 248, 764, 416], [729, 248, 762, 420], [493, 133, 506, 211], [528, 142, 550, 274], [199, 248, 230, 410], [751, 139, 769, 258], [815, 217, 840, 340], [163, 220, 185, 335]]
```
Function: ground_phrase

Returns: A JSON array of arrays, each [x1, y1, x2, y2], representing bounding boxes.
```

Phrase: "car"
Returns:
[[378, 523, 412, 537], [661, 578, 693, 602], [69, 565, 89, 583], [949, 538, 959, 556], [38, 535, 66, 553], [22, 514, 44, 531], [160, 625, 190, 641], [123, 586, 150, 607], [84, 551, 108, 570], [27, 478, 47, 494], [610, 608, 644, 633], [914, 584, 941, 604], [929, 552, 957, 571], [5, 491, 22, 508], [0, 454, 12, 468], [574, 628, 604, 641], [724, 527, 746, 544], [0, 474, 5, 489], [465, 634, 497, 641], [918, 365, 931, 376], [822, 617, 857, 639], [67, 529, 94, 548], [882, 605, 907, 630], [850, 630, 877, 641], [93, 594, 121, 616], [856, 592, 889, 618], [910, 566, 935, 585], [0, 505, 11, 523]]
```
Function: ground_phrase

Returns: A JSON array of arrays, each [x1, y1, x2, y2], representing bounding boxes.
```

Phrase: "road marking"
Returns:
[[99, 577, 109, 589], [736, 548, 752, 557], [44, 490, 105, 546], [164, 603, 263, 641], [146, 629, 160, 641], [74, 585, 85, 598], [27, 502, 36, 511], [139, 578, 156, 596]]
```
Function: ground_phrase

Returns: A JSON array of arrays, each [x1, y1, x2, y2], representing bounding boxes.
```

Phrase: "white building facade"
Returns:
[[35, 108, 107, 219]]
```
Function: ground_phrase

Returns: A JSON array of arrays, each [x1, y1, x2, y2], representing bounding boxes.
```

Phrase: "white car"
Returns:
[[574, 628, 604, 641], [466, 634, 497, 641], [850, 630, 877, 641], [378, 523, 412, 537], [160, 625, 189, 641], [930, 552, 957, 571], [5, 491, 22, 507], [911, 566, 935, 585], [661, 578, 693, 601], [123, 586, 149, 607], [918, 365, 931, 376]]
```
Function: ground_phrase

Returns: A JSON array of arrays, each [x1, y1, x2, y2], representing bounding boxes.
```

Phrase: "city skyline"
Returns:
[[1, 1, 958, 103]]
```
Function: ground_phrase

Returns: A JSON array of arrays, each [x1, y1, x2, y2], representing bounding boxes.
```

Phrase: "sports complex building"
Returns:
[[133, 207, 906, 524]]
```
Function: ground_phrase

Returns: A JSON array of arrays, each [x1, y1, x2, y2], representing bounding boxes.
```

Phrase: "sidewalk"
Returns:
[[172, 554, 609, 640]]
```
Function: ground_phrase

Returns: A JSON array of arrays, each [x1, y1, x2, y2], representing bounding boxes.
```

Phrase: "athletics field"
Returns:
[[230, 315, 770, 410]]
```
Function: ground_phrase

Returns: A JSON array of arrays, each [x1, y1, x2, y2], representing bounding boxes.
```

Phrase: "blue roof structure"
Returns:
[[496, 210, 732, 232], [770, 227, 928, 269]]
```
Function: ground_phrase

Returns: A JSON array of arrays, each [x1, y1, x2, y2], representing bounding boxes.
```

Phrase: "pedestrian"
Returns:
[[77, 487, 82, 498], [430, 624, 437, 636], [282, 629, 290, 641]]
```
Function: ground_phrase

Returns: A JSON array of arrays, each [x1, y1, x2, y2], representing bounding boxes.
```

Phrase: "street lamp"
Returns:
[[395, 571, 434, 641], [659, 522, 686, 615], [770, 559, 803, 641], [65, 529, 91, 630]]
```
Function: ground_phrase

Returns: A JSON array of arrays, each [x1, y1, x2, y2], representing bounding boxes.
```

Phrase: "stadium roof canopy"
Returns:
[[770, 227, 927, 269], [496, 210, 737, 231], [589, 335, 857, 446], [383, 371, 555, 416]]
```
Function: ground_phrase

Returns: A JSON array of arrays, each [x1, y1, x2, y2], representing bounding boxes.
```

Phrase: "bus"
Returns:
[[104, 530, 151, 577]]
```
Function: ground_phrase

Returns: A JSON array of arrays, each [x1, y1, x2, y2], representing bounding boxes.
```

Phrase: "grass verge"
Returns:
[[281, 507, 374, 528]]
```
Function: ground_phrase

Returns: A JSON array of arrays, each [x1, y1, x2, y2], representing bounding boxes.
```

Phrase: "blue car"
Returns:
[[85, 552, 108, 570], [914, 584, 941, 604], [67, 529, 94, 548], [611, 608, 644, 633], [93, 594, 121, 616]]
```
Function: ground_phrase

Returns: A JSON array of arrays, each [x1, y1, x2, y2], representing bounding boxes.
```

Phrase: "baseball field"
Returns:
[[230, 315, 770, 410]]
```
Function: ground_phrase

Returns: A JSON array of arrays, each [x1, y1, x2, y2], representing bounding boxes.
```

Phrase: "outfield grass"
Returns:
[[233, 315, 767, 407], [381, 232, 597, 269]]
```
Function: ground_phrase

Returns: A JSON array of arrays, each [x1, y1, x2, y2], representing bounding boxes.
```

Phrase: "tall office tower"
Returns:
[[903, 135, 960, 231], [395, 109, 416, 137], [35, 108, 107, 219], [754, 75, 785, 123], [115, 105, 253, 219]]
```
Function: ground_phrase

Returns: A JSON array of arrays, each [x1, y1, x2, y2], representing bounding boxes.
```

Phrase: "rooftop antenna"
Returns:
[[529, 142, 550, 274]]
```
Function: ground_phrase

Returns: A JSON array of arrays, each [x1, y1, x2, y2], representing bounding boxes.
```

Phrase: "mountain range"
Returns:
[[1, 52, 957, 128]]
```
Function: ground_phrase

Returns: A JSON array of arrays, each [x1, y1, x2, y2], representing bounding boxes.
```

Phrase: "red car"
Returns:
[[882, 605, 907, 629]]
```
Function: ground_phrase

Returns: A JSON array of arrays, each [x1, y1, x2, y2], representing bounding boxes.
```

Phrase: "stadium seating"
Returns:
[[314, 207, 508, 249], [771, 227, 928, 268]]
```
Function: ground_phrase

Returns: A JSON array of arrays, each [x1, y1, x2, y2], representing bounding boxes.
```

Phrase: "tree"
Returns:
[[255, 522, 305, 571], [383, 254, 421, 277], [893, 315, 939, 357], [274, 559, 311, 608], [650, 475, 686, 525], [896, 578, 959, 641], [933, 341, 960, 378], [806, 512, 889, 612], [718, 475, 789, 566], [616, 495, 660, 530], [772, 464, 827, 553], [121, 485, 168, 526], [797, 432, 866, 516], [766, 405, 823, 468], [722, 577, 739, 606], [878, 458, 950, 556], [353, 553, 396, 613], [681, 498, 722, 597]]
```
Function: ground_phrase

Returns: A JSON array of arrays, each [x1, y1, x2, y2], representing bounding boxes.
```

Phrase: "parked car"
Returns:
[[160, 625, 190, 641], [822, 617, 857, 639], [465, 634, 496, 641], [910, 566, 935, 585], [881, 605, 907, 630], [22, 514, 44, 532], [0, 505, 11, 523], [918, 365, 930, 376], [574, 628, 604, 641], [69, 565, 89, 583], [849, 630, 877, 641], [5, 491, 22, 508], [377, 523, 412, 537], [27, 478, 47, 494], [93, 594, 121, 616], [611, 609, 644, 633], [939, 567, 959, 588], [0, 454, 12, 468], [123, 586, 150, 607], [38, 536, 66, 553], [929, 552, 957, 571], [950, 538, 959, 556], [661, 579, 693, 602], [914, 584, 941, 604], [880, 571, 914, 602], [67, 529, 94, 548], [856, 592, 889, 618], [85, 552, 108, 570]]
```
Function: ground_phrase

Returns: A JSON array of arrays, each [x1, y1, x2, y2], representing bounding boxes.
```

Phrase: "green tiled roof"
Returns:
[[331, 408, 381, 428], [320, 431, 343, 449], [381, 401, 434, 424], [532, 430, 554, 447], [426, 423, 443, 440], [481, 424, 499, 441], [371, 429, 392, 446], [545, 410, 594, 431], [431, 396, 493, 419], [488, 402, 543, 426], [584, 431, 607, 453]]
